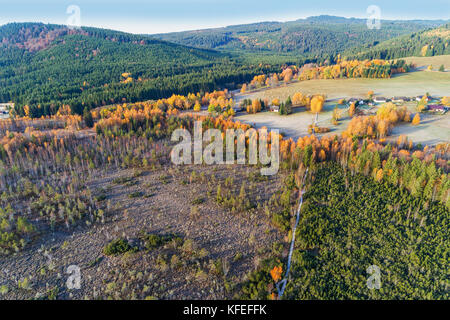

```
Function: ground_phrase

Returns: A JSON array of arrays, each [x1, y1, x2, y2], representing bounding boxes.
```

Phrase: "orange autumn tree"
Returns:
[[270, 265, 283, 282], [292, 92, 307, 106], [193, 101, 201, 111], [272, 98, 280, 106], [348, 102, 356, 117], [282, 68, 293, 83], [23, 105, 31, 118], [247, 99, 262, 114], [56, 104, 72, 116], [412, 113, 421, 125], [273, 73, 279, 84], [310, 95, 325, 114], [375, 168, 384, 182]]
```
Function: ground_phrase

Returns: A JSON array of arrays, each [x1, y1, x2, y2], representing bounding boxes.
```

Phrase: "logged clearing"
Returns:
[[0, 159, 285, 300]]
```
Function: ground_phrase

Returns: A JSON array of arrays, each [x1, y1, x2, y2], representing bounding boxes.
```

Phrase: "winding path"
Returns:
[[276, 168, 308, 299]]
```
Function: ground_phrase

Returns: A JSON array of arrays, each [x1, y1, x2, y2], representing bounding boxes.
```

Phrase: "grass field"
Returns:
[[388, 112, 450, 146], [236, 100, 450, 146], [235, 67, 450, 145], [236, 70, 450, 103], [401, 55, 450, 70], [235, 103, 347, 139]]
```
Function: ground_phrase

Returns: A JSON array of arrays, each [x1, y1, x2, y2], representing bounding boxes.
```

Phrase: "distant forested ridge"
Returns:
[[346, 23, 450, 60], [154, 15, 445, 55], [1, 18, 449, 118], [0, 23, 276, 117]]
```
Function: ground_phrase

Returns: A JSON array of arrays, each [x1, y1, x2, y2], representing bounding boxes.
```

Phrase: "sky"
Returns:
[[0, 0, 449, 34]]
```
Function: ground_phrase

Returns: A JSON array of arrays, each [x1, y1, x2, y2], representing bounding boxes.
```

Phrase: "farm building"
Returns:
[[374, 97, 387, 103], [428, 105, 448, 113], [270, 105, 280, 112], [0, 103, 13, 115], [416, 95, 429, 102], [392, 96, 408, 103]]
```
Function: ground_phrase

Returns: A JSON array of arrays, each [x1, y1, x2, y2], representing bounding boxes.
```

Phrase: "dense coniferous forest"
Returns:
[[283, 163, 449, 299], [0, 23, 277, 117], [346, 23, 450, 60], [240, 162, 449, 300], [154, 16, 445, 54], [1, 19, 449, 118]]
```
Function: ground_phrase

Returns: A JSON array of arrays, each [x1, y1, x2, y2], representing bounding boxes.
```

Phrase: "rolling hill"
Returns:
[[153, 15, 446, 56], [1, 18, 449, 117], [346, 23, 450, 60], [0, 23, 274, 116]]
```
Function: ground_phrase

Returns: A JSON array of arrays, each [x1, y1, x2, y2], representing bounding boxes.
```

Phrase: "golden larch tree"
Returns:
[[412, 113, 421, 125]]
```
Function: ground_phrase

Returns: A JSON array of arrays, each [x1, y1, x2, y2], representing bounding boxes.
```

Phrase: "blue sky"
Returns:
[[0, 0, 449, 34]]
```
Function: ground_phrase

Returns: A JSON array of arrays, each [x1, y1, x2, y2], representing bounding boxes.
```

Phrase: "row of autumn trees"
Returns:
[[95, 101, 448, 207], [344, 102, 414, 139], [0, 100, 448, 254], [12, 89, 234, 118], [278, 133, 449, 208], [3, 89, 237, 136], [240, 59, 410, 92], [298, 59, 410, 80], [240, 92, 326, 117], [2, 100, 449, 210]]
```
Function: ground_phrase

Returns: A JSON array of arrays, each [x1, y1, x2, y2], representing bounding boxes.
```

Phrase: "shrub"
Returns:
[[112, 176, 132, 184], [191, 197, 205, 205], [16, 217, 34, 234], [144, 234, 164, 249], [141, 233, 183, 250], [128, 191, 143, 198], [103, 238, 136, 256]]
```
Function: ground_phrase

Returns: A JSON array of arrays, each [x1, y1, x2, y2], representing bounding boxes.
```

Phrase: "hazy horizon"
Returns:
[[2, 15, 450, 36], [0, 0, 449, 34]]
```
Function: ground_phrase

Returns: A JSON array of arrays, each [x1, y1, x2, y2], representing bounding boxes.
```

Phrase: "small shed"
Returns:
[[374, 97, 387, 103], [270, 105, 280, 112]]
